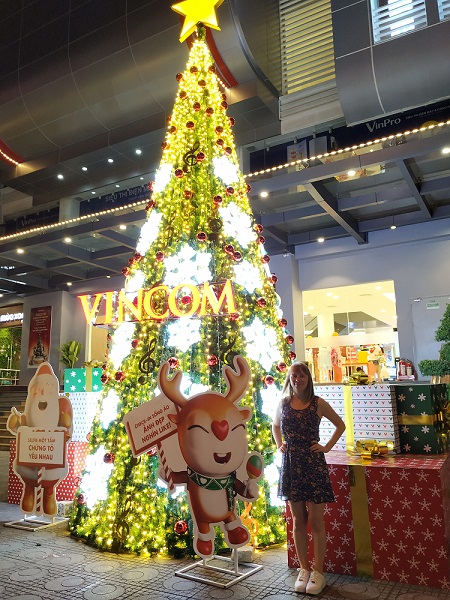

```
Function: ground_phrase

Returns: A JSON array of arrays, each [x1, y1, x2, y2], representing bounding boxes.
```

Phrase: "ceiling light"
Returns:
[[390, 225, 397, 230], [260, 191, 269, 198], [82, 166, 87, 171], [317, 237, 325, 243], [140, 177, 144, 180], [16, 248, 24, 254], [347, 169, 356, 177], [135, 149, 142, 155], [108, 158, 114, 163], [91, 191, 96, 194], [57, 174, 64, 179], [119, 224, 127, 230], [64, 237, 72, 243], [442, 147, 450, 154], [0, 294, 3, 298], [115, 184, 120, 188], [67, 282, 72, 286]]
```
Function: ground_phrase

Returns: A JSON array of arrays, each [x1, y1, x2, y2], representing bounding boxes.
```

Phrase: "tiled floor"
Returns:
[[1, 503, 449, 600]]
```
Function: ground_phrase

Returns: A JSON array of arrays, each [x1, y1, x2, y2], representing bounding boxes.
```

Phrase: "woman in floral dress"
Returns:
[[272, 362, 345, 595]]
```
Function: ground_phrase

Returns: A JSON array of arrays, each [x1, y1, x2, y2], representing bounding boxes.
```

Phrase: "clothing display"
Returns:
[[277, 397, 334, 504]]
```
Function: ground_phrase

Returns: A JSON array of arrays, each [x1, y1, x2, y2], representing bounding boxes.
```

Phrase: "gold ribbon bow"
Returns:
[[347, 439, 393, 460]]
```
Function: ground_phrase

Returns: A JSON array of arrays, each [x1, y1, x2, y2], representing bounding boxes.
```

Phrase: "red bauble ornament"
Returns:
[[246, 184, 252, 193], [258, 236, 266, 244], [103, 452, 115, 464], [168, 357, 179, 369], [196, 152, 205, 163], [208, 64, 216, 73], [255, 223, 264, 233], [168, 125, 177, 134], [77, 494, 85, 505], [121, 267, 130, 276], [161, 141, 169, 150], [174, 520, 188, 535], [184, 189, 193, 199], [197, 231, 207, 242], [215, 126, 224, 134], [270, 274, 278, 284], [256, 297, 267, 308], [233, 251, 242, 262], [186, 121, 195, 130], [147, 181, 155, 191], [176, 72, 183, 81], [224, 244, 234, 254], [265, 375, 275, 385], [181, 295, 192, 305], [285, 335, 295, 345], [205, 107, 214, 116], [100, 373, 109, 384], [102, 363, 108, 370], [190, 66, 198, 74], [229, 312, 239, 321], [131, 339, 139, 349], [179, 90, 187, 99], [226, 186, 234, 196], [216, 138, 224, 147], [221, 101, 228, 110], [261, 254, 270, 264], [193, 101, 201, 111], [289, 351, 297, 360], [115, 370, 125, 381], [278, 318, 288, 327], [213, 195, 223, 206], [276, 362, 287, 372], [128, 256, 135, 266], [166, 115, 172, 124], [155, 251, 165, 262], [224, 146, 232, 156], [229, 117, 236, 126], [134, 252, 143, 262], [146, 199, 156, 211], [198, 79, 206, 87], [207, 355, 219, 367], [174, 168, 184, 178]]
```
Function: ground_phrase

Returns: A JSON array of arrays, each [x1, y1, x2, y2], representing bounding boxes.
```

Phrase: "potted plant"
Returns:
[[59, 340, 83, 369]]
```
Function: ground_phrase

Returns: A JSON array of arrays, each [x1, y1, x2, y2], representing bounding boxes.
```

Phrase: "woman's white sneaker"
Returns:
[[305, 570, 326, 595], [294, 568, 310, 593]]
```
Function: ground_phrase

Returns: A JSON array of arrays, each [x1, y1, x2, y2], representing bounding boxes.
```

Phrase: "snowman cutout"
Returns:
[[7, 362, 73, 516]]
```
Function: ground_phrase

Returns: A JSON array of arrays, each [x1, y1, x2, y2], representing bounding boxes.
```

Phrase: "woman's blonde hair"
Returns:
[[281, 362, 315, 404]]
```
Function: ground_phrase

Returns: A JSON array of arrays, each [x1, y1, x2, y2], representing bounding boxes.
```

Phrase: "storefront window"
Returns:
[[303, 280, 398, 383]]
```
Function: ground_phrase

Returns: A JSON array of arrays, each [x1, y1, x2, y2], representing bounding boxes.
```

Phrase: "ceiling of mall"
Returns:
[[0, 1, 450, 303]]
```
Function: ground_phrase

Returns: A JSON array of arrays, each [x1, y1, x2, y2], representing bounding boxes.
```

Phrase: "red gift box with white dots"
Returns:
[[8, 440, 89, 504], [286, 452, 450, 588]]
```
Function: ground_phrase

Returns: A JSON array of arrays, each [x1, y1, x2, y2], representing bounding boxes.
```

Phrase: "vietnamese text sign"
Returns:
[[17, 427, 66, 468], [123, 393, 177, 457]]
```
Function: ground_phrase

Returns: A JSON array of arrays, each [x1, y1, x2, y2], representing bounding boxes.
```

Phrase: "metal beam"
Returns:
[[395, 159, 432, 217]]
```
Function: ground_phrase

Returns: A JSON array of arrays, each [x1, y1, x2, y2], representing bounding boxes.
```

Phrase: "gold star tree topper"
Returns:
[[171, 0, 225, 42]]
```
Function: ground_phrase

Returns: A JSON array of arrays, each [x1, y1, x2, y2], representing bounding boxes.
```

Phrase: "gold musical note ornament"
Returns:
[[171, 0, 225, 43]]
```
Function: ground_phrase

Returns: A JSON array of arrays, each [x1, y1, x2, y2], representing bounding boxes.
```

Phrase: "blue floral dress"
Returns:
[[277, 396, 335, 504]]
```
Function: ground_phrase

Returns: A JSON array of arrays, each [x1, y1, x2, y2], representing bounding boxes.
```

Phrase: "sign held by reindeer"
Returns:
[[123, 355, 264, 558]]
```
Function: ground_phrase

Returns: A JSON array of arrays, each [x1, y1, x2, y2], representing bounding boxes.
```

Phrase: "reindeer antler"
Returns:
[[223, 355, 251, 405], [158, 362, 187, 408]]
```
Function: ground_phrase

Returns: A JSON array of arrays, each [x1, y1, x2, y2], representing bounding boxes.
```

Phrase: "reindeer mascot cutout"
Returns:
[[7, 362, 73, 516], [158, 355, 264, 558]]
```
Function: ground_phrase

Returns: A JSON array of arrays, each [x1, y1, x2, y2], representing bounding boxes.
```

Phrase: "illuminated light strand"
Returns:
[[0, 149, 21, 166]]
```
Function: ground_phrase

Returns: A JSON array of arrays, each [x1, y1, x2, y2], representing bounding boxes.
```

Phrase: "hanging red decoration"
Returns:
[[181, 295, 192, 305], [205, 107, 214, 116], [276, 362, 287, 372], [258, 236, 266, 245], [100, 374, 109, 384], [196, 152, 205, 163], [207, 355, 219, 366], [285, 335, 295, 345], [233, 251, 242, 261], [216, 138, 224, 147], [190, 66, 198, 74], [256, 297, 267, 307], [289, 351, 297, 360], [221, 101, 228, 110], [146, 199, 156, 211], [168, 125, 177, 134], [186, 121, 195, 130], [121, 267, 130, 276], [103, 453, 115, 464], [229, 117, 236, 126], [265, 375, 275, 385], [131, 339, 139, 349], [134, 252, 143, 262], [168, 357, 179, 369], [226, 186, 234, 195], [179, 90, 187, 99], [197, 232, 207, 242], [174, 168, 184, 178], [184, 189, 193, 199], [215, 126, 223, 134], [161, 141, 169, 150], [229, 313, 239, 321], [193, 101, 201, 111], [261, 254, 270, 263], [255, 223, 264, 233], [213, 195, 223, 206], [128, 257, 135, 266], [224, 244, 234, 254], [246, 184, 252, 193], [224, 146, 232, 156], [270, 274, 278, 285], [155, 251, 165, 262], [77, 494, 85, 505], [115, 371, 126, 382], [208, 64, 216, 73], [176, 72, 183, 81], [198, 79, 206, 88], [174, 520, 188, 535], [147, 181, 155, 191], [278, 318, 288, 327]]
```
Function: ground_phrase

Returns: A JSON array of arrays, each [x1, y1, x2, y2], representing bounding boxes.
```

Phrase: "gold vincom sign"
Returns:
[[78, 279, 237, 325]]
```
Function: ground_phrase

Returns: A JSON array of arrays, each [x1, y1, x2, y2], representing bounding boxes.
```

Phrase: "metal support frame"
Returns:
[[175, 552, 262, 588], [4, 514, 68, 531]]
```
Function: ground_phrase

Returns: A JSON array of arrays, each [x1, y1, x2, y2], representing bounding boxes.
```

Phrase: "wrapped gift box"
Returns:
[[316, 385, 347, 451], [64, 367, 103, 392], [70, 391, 103, 442], [394, 383, 448, 454]]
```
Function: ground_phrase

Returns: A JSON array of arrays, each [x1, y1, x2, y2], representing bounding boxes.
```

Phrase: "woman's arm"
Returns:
[[313, 397, 346, 453], [272, 401, 286, 453]]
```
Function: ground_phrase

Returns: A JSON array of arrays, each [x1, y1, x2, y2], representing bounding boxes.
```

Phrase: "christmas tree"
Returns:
[[70, 6, 295, 558], [418, 303, 450, 379]]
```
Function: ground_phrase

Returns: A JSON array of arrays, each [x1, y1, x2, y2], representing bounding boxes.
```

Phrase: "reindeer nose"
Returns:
[[211, 420, 229, 441]]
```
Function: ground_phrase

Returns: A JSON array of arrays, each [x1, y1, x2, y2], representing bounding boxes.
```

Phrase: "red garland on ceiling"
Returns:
[[0, 139, 24, 166]]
